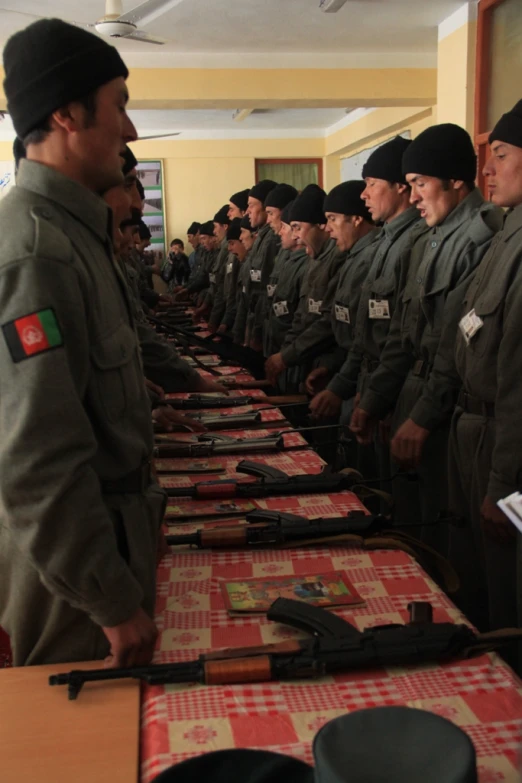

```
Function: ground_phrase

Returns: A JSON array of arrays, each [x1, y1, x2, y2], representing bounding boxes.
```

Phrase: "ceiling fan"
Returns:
[[1, 0, 188, 45]]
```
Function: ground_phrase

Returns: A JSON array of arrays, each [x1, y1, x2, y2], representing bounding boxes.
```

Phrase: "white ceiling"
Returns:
[[0, 0, 472, 64]]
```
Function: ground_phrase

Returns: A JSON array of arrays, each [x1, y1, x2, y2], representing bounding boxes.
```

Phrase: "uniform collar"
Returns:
[[17, 159, 111, 244], [501, 202, 522, 240], [347, 226, 381, 257], [431, 187, 485, 239], [384, 206, 420, 241]]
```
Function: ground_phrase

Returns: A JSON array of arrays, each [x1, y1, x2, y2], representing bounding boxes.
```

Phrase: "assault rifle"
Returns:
[[153, 426, 344, 458], [159, 394, 308, 411], [154, 412, 289, 433], [147, 316, 267, 379], [49, 598, 522, 699], [166, 509, 383, 548], [164, 460, 358, 499]]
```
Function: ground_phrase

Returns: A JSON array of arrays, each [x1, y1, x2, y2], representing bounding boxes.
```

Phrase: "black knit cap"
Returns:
[[324, 180, 373, 223], [226, 217, 242, 241], [240, 215, 254, 231], [290, 184, 327, 224], [3, 18, 129, 140], [230, 189, 250, 211], [281, 199, 296, 226], [402, 123, 477, 182], [187, 221, 201, 235], [265, 183, 298, 209], [489, 99, 522, 149], [362, 136, 411, 184], [249, 179, 278, 204], [199, 220, 216, 236], [214, 204, 231, 225], [121, 146, 137, 176]]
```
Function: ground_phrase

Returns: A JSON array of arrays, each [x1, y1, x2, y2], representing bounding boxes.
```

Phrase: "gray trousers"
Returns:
[[390, 374, 450, 558], [448, 409, 519, 634]]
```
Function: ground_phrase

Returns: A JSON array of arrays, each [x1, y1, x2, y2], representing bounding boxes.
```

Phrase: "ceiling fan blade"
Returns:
[[118, 0, 186, 27], [124, 30, 168, 44], [0, 7, 45, 21], [139, 132, 181, 139]]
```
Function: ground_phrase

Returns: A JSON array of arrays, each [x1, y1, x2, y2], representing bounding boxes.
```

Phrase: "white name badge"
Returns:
[[226, 262, 234, 274], [369, 299, 391, 319], [334, 304, 350, 323], [459, 308, 484, 345], [308, 298, 322, 314], [267, 284, 276, 298], [273, 300, 289, 316], [242, 285, 246, 293], [250, 269, 262, 283], [209, 273, 216, 284]]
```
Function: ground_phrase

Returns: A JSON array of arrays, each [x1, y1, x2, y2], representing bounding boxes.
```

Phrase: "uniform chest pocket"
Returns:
[[91, 323, 142, 423], [463, 278, 508, 360]]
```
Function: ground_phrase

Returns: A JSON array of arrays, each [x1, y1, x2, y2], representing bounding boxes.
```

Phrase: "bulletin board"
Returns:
[[136, 160, 167, 261], [340, 132, 411, 182]]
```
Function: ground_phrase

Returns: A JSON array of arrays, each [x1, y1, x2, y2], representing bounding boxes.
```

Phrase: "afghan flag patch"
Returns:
[[2, 308, 63, 363]]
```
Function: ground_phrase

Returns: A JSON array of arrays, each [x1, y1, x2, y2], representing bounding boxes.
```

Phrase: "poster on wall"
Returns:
[[136, 160, 167, 262], [0, 161, 15, 200]]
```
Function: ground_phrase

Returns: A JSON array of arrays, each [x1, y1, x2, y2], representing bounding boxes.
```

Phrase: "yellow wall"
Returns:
[[131, 137, 326, 242], [437, 20, 476, 134]]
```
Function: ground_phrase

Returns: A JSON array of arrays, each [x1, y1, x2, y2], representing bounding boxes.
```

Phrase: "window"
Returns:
[[255, 159, 324, 191], [476, 0, 522, 188]]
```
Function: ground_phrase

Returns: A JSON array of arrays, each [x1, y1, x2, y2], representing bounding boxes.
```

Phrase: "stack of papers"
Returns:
[[498, 492, 522, 533]]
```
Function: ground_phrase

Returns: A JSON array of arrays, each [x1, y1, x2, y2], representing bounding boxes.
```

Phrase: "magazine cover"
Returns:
[[220, 571, 364, 614]]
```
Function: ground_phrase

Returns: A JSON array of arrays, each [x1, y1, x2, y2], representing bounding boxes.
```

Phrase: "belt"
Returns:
[[411, 359, 432, 380], [101, 462, 151, 494], [458, 390, 495, 417], [362, 357, 380, 373]]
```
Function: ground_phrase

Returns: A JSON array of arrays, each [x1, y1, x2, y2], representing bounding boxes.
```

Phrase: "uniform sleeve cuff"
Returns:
[[327, 375, 355, 400], [280, 345, 298, 366]]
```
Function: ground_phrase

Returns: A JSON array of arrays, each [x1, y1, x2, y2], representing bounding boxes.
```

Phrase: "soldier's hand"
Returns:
[[194, 376, 230, 395], [249, 337, 263, 353], [481, 495, 516, 543], [217, 324, 228, 335], [350, 406, 375, 446], [265, 353, 286, 385], [309, 390, 342, 419], [145, 378, 165, 400], [390, 418, 429, 469], [305, 366, 330, 396], [103, 608, 158, 668], [173, 288, 188, 302], [152, 406, 206, 432]]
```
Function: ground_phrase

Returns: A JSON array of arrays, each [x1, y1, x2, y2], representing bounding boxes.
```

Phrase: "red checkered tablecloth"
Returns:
[[141, 536, 522, 783]]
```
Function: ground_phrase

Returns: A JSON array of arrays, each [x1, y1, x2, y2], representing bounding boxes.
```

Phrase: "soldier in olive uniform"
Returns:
[[233, 215, 256, 345], [206, 206, 232, 333], [188, 220, 218, 315], [218, 218, 243, 335], [263, 199, 308, 385], [245, 179, 279, 350], [352, 125, 503, 550], [425, 102, 522, 636], [0, 19, 165, 666], [265, 185, 343, 387]]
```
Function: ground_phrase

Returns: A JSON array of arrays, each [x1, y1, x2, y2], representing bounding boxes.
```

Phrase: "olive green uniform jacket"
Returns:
[[263, 247, 308, 357], [0, 161, 165, 666], [246, 224, 281, 345]]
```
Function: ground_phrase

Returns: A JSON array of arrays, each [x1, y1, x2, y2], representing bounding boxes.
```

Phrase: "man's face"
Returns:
[[362, 178, 407, 223], [484, 141, 522, 208], [266, 206, 282, 233], [278, 221, 297, 251], [325, 212, 360, 252], [124, 169, 142, 214], [240, 227, 255, 252], [188, 232, 199, 249], [170, 243, 183, 255], [228, 202, 243, 219], [228, 238, 246, 260], [120, 225, 136, 256], [291, 221, 313, 249], [214, 222, 228, 243], [200, 234, 215, 251], [104, 184, 132, 243], [406, 173, 464, 227], [69, 77, 137, 194], [136, 237, 151, 252], [247, 196, 266, 229]]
